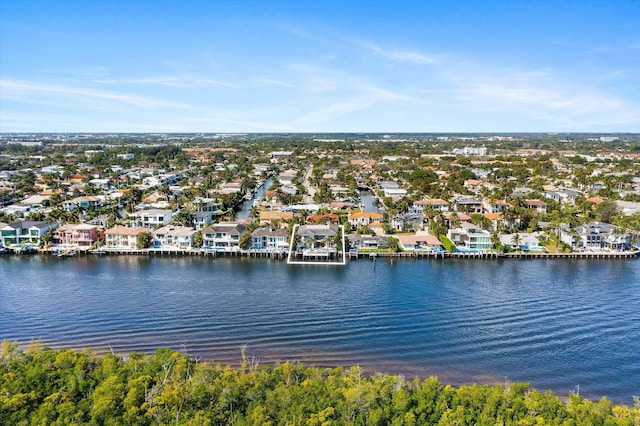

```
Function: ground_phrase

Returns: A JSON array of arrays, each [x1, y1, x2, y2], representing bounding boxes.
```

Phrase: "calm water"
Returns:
[[1, 255, 639, 403]]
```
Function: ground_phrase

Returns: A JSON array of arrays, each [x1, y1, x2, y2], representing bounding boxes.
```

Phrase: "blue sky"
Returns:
[[1, 0, 639, 133]]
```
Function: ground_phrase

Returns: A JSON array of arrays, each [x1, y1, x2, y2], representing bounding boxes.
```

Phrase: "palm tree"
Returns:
[[511, 233, 522, 251]]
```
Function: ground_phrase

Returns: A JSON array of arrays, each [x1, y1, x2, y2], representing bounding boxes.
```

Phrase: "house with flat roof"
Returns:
[[447, 223, 493, 252]]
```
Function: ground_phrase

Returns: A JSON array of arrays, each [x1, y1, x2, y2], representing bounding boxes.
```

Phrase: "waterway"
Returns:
[[1, 255, 639, 403], [236, 177, 272, 220]]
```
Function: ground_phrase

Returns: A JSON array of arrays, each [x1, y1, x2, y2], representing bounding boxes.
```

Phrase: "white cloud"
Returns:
[[0, 79, 193, 110], [356, 40, 442, 65], [93, 75, 234, 88]]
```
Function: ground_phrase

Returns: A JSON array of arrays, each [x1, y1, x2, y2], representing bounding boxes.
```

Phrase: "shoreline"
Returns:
[[13, 247, 640, 261]]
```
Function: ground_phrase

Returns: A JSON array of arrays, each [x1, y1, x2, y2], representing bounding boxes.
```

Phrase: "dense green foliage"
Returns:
[[2, 342, 638, 425]]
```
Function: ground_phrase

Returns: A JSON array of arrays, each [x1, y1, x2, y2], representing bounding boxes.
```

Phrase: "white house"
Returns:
[[410, 199, 449, 214], [203, 222, 248, 252], [1, 221, 56, 247], [129, 209, 173, 228], [447, 223, 493, 252], [251, 227, 288, 251], [152, 225, 197, 250]]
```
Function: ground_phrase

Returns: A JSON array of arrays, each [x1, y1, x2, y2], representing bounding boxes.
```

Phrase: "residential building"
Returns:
[[390, 213, 425, 232], [498, 232, 543, 251], [192, 197, 222, 213], [349, 234, 388, 251], [296, 224, 339, 252], [525, 200, 548, 215], [259, 210, 294, 225], [62, 196, 103, 212], [251, 227, 289, 251], [410, 199, 449, 214], [152, 225, 197, 249], [544, 188, 582, 205], [202, 222, 248, 252], [348, 212, 383, 228], [447, 223, 493, 252], [1, 221, 56, 247], [396, 234, 444, 252], [104, 225, 148, 249], [562, 222, 632, 251], [53, 223, 100, 247], [452, 197, 483, 214], [306, 213, 340, 225], [482, 198, 512, 214], [194, 211, 214, 230], [129, 209, 173, 228]]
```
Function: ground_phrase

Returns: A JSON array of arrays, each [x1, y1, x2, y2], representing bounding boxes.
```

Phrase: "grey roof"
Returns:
[[251, 227, 288, 238], [7, 220, 51, 230], [297, 225, 338, 237], [204, 222, 247, 235]]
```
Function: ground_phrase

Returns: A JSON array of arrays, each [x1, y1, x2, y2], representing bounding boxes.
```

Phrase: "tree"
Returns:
[[593, 200, 618, 223], [136, 231, 153, 249], [510, 233, 522, 251], [386, 236, 401, 252]]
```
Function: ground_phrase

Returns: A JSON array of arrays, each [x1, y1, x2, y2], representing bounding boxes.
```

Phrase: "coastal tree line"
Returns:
[[1, 341, 638, 425]]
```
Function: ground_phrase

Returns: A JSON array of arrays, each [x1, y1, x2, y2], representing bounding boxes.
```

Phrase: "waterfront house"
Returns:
[[296, 224, 339, 252], [152, 225, 197, 250], [1, 220, 56, 247], [410, 198, 449, 214], [396, 234, 444, 252], [250, 227, 289, 251], [104, 225, 148, 249], [561, 222, 632, 251], [447, 223, 493, 252], [53, 223, 100, 248], [498, 232, 543, 251], [349, 234, 388, 251], [129, 209, 173, 228], [202, 222, 247, 252]]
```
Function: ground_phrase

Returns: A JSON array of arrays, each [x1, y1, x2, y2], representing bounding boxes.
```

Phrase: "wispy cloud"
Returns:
[[0, 79, 193, 110], [93, 75, 235, 88], [356, 40, 442, 65]]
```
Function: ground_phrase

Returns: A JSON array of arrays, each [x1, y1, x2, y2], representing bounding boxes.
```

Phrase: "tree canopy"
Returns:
[[1, 343, 638, 425]]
